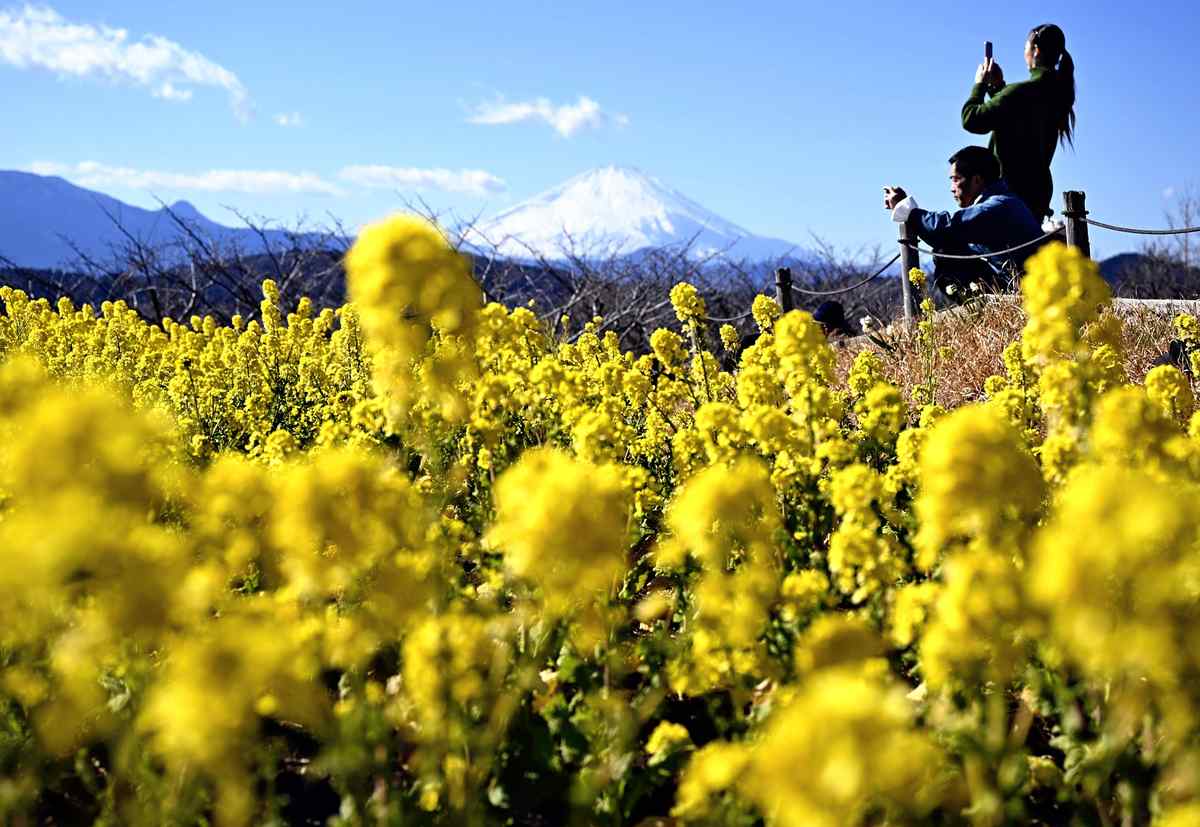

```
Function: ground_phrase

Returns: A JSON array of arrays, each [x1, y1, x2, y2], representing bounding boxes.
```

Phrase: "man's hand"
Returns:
[[883, 186, 907, 210], [976, 58, 1004, 89]]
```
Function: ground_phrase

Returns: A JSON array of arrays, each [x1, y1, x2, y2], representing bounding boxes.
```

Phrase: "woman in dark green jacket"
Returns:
[[962, 24, 1077, 220]]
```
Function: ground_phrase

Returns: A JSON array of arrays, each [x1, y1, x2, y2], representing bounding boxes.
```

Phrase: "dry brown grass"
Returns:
[[833, 297, 1181, 408]]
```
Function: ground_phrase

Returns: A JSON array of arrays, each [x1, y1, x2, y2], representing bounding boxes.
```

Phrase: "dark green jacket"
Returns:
[[962, 67, 1061, 219]]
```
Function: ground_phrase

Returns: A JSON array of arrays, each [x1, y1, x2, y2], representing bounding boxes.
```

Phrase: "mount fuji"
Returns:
[[461, 165, 806, 263]]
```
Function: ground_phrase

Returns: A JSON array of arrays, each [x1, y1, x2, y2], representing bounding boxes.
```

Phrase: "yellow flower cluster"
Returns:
[[675, 631, 946, 827], [488, 447, 632, 625], [346, 214, 481, 423], [1020, 242, 1110, 362], [669, 282, 707, 328]]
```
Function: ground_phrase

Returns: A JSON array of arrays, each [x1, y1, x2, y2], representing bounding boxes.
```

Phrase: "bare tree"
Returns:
[[444, 199, 905, 350], [1162, 183, 1198, 271], [1110, 183, 1200, 298], [2, 196, 912, 351], [0, 201, 351, 324]]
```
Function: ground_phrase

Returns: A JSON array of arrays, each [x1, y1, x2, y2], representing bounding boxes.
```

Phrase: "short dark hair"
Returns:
[[948, 146, 1000, 183]]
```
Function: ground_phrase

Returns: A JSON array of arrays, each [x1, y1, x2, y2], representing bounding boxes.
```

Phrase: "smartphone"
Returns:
[[985, 41, 993, 59]]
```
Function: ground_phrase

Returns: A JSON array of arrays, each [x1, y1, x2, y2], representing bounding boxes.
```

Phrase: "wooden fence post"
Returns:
[[898, 222, 918, 328], [774, 267, 794, 313], [1063, 191, 1091, 259]]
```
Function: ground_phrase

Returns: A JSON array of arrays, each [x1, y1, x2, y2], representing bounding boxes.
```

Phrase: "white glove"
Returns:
[[891, 196, 919, 223]]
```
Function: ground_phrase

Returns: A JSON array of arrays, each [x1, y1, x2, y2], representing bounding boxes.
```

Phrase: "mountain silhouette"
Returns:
[[0, 170, 320, 269]]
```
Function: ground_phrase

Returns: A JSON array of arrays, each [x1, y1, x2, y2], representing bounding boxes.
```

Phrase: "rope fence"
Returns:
[[767, 190, 1200, 331], [700, 254, 905, 324], [879, 190, 1200, 327], [570, 190, 1200, 339], [789, 253, 901, 297]]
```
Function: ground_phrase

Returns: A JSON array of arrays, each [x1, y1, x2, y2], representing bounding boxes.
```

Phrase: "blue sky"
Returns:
[[2, 0, 1197, 258]]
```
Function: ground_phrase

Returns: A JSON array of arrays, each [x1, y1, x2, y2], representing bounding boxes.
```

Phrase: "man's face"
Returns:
[[949, 164, 984, 208]]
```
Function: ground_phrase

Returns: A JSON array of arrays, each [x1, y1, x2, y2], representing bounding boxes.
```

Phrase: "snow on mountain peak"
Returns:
[[462, 166, 801, 262]]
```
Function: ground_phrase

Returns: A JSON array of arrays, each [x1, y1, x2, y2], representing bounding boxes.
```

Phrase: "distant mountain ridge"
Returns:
[[461, 165, 807, 263], [0, 170, 319, 269], [1, 168, 1160, 289]]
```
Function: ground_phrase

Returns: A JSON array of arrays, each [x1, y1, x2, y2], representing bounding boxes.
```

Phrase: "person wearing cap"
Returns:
[[812, 301, 857, 340]]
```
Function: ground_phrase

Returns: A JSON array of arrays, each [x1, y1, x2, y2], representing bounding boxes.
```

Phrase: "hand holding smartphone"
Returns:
[[980, 41, 1002, 90]]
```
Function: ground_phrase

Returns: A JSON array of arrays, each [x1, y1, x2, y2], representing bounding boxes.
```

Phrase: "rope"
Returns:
[[704, 310, 754, 323], [903, 227, 1061, 260], [693, 254, 903, 322], [788, 253, 901, 297], [1084, 217, 1200, 236]]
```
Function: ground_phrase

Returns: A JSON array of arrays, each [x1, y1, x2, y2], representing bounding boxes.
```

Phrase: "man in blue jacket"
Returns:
[[883, 145, 1049, 294]]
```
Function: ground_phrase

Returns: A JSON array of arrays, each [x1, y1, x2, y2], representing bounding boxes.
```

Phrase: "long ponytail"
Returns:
[[1029, 23, 1076, 147]]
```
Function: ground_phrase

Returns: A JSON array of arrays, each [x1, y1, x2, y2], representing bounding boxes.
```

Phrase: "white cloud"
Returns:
[[153, 81, 192, 101], [338, 165, 506, 195], [274, 111, 303, 127], [0, 5, 251, 119], [29, 161, 342, 196], [467, 95, 622, 137], [28, 160, 507, 198], [1164, 186, 1177, 200]]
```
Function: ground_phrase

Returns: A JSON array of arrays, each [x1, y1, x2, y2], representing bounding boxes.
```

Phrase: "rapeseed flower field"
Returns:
[[1, 214, 1197, 826]]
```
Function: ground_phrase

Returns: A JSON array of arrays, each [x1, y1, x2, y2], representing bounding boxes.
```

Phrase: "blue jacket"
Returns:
[[909, 180, 1046, 271]]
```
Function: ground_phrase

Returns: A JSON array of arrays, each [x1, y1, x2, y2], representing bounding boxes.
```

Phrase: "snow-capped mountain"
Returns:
[[462, 165, 804, 262]]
